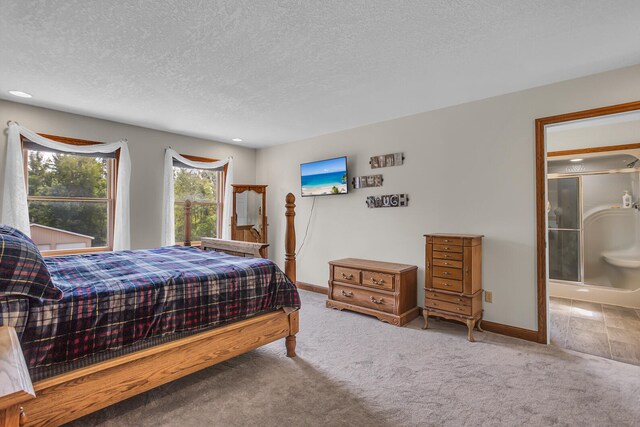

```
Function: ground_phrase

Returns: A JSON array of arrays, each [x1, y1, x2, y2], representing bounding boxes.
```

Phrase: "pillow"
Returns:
[[0, 233, 63, 300], [0, 224, 33, 242]]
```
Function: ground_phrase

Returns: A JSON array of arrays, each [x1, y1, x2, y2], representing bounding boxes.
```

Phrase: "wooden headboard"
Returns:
[[200, 238, 268, 258], [199, 192, 297, 283]]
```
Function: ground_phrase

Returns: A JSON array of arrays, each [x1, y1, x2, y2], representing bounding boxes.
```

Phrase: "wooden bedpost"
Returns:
[[284, 193, 296, 284], [184, 200, 192, 247], [284, 193, 298, 358], [286, 310, 299, 358]]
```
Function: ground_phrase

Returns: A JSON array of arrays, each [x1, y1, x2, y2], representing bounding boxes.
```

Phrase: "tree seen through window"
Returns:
[[26, 150, 112, 250], [173, 166, 219, 243]]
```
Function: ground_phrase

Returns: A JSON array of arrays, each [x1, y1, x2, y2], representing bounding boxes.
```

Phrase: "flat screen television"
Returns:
[[300, 156, 348, 197]]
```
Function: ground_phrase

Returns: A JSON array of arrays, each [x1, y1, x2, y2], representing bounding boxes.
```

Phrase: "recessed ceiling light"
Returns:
[[570, 158, 583, 162], [8, 90, 32, 98], [232, 138, 243, 142]]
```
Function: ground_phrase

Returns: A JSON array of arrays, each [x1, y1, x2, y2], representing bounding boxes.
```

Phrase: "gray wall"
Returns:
[[0, 100, 256, 249], [256, 64, 640, 331]]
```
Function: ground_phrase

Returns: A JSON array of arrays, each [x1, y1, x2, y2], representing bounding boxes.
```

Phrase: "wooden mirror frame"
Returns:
[[231, 184, 268, 246], [535, 100, 640, 344]]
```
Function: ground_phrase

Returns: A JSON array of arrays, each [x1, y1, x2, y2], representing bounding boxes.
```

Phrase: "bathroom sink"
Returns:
[[602, 251, 640, 269]]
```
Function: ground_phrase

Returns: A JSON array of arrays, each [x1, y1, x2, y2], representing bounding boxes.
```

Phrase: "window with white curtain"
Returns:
[[173, 156, 222, 244], [23, 137, 117, 254]]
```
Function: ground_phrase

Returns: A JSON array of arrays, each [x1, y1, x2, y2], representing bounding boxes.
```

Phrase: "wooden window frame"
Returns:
[[173, 154, 226, 245], [21, 133, 119, 257]]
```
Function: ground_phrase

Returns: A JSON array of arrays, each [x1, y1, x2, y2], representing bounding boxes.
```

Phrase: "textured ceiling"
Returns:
[[1, 1, 640, 148]]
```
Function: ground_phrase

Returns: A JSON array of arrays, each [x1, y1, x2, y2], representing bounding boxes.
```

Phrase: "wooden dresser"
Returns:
[[423, 234, 484, 341], [326, 258, 419, 326]]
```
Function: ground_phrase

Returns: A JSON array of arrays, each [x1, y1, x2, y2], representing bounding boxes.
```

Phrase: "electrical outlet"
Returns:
[[485, 291, 493, 303]]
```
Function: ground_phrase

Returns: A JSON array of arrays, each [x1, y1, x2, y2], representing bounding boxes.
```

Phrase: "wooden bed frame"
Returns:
[[0, 193, 299, 427]]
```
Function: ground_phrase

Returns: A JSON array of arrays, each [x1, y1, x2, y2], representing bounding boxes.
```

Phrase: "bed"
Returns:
[[0, 193, 300, 427]]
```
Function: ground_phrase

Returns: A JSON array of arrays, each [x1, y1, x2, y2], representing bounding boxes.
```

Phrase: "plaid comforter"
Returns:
[[0, 246, 300, 369]]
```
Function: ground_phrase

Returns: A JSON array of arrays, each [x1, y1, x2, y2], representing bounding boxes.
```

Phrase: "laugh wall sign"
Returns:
[[366, 194, 409, 208]]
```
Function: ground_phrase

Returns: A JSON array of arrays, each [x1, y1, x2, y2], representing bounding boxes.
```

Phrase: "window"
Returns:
[[23, 135, 117, 254], [173, 156, 223, 244]]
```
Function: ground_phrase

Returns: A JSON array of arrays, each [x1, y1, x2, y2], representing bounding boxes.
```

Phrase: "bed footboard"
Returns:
[[8, 310, 298, 427]]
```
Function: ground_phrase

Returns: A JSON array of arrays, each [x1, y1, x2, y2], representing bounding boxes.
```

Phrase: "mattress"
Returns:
[[0, 246, 300, 373]]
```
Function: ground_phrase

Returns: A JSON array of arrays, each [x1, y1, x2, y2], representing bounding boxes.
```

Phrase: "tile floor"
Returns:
[[549, 297, 640, 365]]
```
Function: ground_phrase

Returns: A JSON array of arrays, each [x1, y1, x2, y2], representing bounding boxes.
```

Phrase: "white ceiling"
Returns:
[[2, 1, 640, 148]]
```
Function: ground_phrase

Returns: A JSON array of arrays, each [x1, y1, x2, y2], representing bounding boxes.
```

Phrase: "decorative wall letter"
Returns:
[[352, 174, 383, 189], [370, 152, 404, 169]]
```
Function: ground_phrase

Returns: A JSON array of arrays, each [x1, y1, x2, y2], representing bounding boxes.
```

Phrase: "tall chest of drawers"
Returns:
[[423, 234, 484, 341], [326, 258, 419, 326]]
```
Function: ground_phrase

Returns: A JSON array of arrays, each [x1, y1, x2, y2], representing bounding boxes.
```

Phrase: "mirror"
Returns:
[[231, 185, 267, 245]]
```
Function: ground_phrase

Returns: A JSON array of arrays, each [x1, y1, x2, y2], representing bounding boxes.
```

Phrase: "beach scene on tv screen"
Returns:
[[301, 157, 347, 196]]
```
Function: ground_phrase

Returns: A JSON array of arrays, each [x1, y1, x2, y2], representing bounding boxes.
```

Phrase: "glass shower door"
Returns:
[[548, 177, 581, 282]]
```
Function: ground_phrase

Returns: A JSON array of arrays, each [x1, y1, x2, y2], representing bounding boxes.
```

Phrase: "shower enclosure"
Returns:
[[548, 176, 581, 282], [548, 153, 640, 294]]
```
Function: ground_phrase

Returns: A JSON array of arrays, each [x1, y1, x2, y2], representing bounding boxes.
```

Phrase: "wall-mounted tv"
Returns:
[[300, 156, 348, 197]]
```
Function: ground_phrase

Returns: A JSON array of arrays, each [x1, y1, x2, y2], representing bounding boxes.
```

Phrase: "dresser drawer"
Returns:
[[425, 298, 471, 316], [432, 277, 463, 293], [332, 284, 395, 314], [433, 244, 463, 253], [432, 251, 463, 261], [433, 266, 463, 281], [432, 237, 463, 246], [334, 266, 361, 284], [425, 290, 471, 306], [433, 258, 462, 269], [362, 270, 394, 290]]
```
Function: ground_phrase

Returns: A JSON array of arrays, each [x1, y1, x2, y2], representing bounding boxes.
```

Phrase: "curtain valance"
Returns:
[[161, 148, 233, 246], [2, 122, 131, 250]]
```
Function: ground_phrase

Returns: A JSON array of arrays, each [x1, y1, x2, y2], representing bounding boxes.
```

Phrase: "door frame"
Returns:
[[535, 100, 640, 344]]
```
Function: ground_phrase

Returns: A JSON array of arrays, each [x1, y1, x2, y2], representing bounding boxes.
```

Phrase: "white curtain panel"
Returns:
[[161, 148, 233, 246], [2, 122, 132, 250]]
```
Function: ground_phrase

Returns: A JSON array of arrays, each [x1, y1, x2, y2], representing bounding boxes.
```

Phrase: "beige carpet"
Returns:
[[70, 290, 640, 426]]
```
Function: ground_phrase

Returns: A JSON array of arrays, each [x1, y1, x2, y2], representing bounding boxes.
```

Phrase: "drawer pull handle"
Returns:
[[432, 302, 438, 306], [370, 296, 384, 304], [442, 272, 450, 275], [341, 273, 354, 280], [444, 255, 449, 258], [443, 283, 451, 287], [444, 239, 450, 242], [443, 262, 449, 265], [371, 278, 385, 285], [444, 247, 449, 250], [456, 308, 464, 311], [341, 290, 353, 297], [457, 298, 463, 302], [427, 262, 430, 270]]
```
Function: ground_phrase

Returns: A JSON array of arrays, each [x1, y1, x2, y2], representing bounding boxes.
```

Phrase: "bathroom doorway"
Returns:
[[536, 102, 640, 365]]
